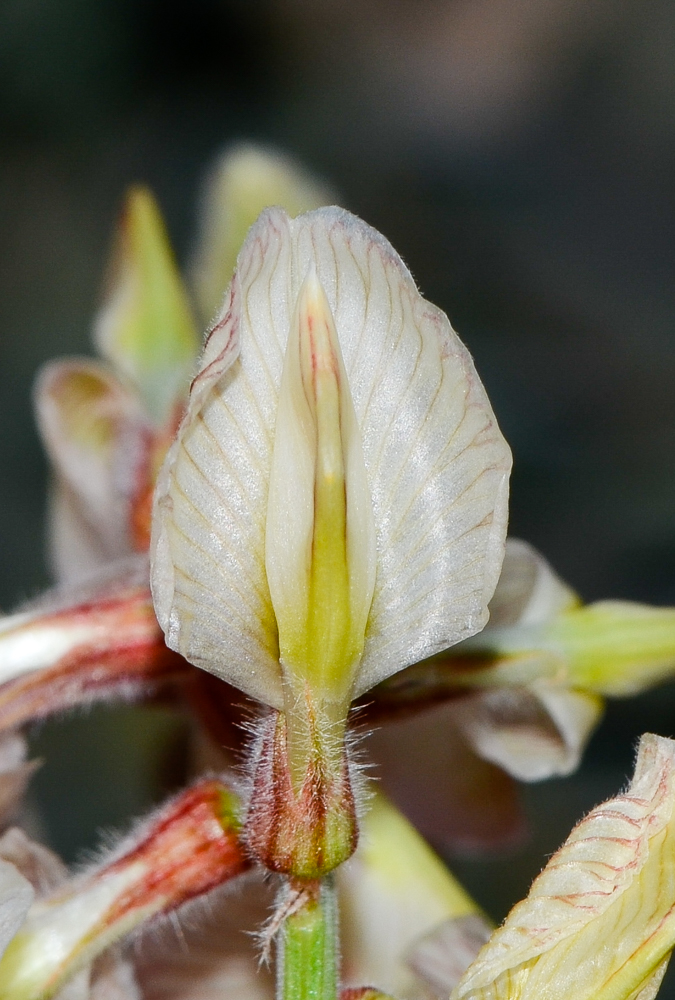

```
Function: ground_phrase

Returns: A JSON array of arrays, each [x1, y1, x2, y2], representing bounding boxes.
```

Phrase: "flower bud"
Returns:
[[34, 360, 152, 580], [0, 780, 248, 1000], [95, 187, 198, 428], [0, 560, 188, 733], [190, 145, 334, 324]]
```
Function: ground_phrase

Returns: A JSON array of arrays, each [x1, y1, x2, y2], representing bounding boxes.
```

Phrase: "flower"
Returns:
[[452, 732, 675, 1000], [9, 137, 675, 1000], [150, 204, 511, 722], [149, 204, 511, 875]]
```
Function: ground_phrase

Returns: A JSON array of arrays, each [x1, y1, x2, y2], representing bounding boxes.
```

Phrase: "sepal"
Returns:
[[246, 711, 357, 880]]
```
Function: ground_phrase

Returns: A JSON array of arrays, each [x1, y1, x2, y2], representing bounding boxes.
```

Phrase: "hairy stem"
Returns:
[[278, 878, 338, 1000]]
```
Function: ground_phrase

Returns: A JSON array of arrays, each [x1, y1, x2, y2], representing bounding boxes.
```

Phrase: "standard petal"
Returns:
[[359, 538, 578, 719], [151, 212, 284, 706], [292, 211, 511, 696], [151, 207, 510, 707]]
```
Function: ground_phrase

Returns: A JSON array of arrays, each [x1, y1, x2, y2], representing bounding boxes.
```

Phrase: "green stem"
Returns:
[[278, 878, 338, 1000]]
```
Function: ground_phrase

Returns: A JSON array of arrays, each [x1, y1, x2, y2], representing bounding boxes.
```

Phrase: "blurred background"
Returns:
[[2, 0, 675, 982]]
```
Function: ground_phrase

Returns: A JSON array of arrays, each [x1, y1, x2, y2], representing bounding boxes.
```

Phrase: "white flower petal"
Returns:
[[47, 479, 118, 586], [266, 266, 376, 710], [151, 207, 510, 706], [151, 212, 284, 706], [453, 733, 675, 1000]]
